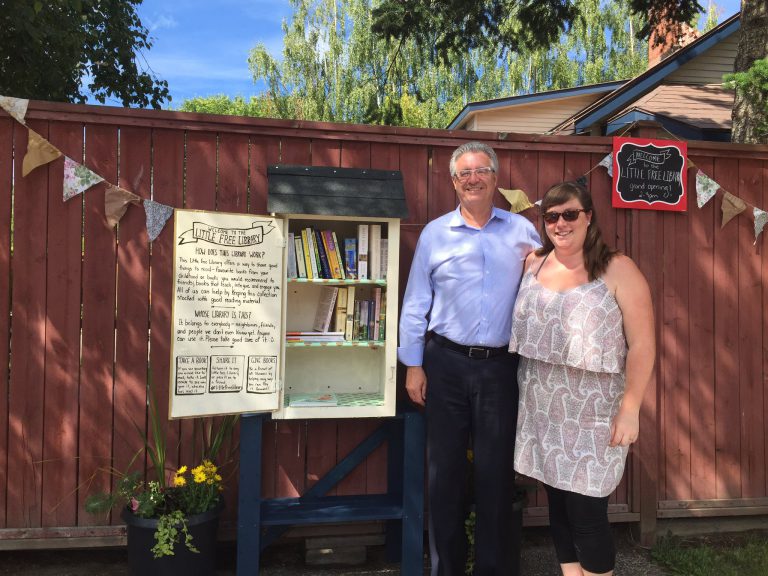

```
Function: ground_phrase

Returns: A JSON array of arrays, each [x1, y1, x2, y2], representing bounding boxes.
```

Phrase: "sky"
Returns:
[[132, 0, 744, 109]]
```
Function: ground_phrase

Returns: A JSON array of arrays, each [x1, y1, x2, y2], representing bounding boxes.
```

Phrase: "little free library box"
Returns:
[[169, 165, 407, 420]]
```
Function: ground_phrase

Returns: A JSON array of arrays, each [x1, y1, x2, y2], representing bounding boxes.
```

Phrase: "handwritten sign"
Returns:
[[612, 137, 687, 212], [170, 209, 284, 418]]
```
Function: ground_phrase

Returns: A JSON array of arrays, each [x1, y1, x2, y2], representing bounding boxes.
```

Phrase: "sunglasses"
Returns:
[[542, 208, 588, 224]]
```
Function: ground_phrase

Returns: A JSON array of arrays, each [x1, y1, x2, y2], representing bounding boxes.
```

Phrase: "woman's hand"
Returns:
[[609, 405, 639, 447]]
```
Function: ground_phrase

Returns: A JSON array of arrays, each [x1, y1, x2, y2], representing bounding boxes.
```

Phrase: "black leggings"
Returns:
[[544, 484, 615, 574]]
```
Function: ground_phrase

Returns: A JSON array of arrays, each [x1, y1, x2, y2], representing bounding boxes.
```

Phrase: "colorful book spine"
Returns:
[[301, 228, 314, 279], [378, 290, 386, 340], [307, 227, 322, 279], [344, 238, 357, 279], [357, 224, 369, 280], [379, 239, 388, 281], [287, 232, 298, 278], [334, 287, 348, 332], [322, 230, 342, 279], [344, 286, 356, 341], [331, 231, 346, 279], [294, 235, 307, 278], [314, 228, 332, 279], [372, 287, 382, 340], [369, 224, 381, 280]]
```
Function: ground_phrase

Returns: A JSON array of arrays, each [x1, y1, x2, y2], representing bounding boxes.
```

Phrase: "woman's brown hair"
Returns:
[[536, 181, 618, 281]]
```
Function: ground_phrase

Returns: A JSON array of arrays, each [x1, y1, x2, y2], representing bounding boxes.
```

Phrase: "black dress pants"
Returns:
[[423, 337, 520, 576]]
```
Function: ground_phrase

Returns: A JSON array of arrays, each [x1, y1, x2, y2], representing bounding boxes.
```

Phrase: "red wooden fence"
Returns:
[[0, 102, 767, 549]]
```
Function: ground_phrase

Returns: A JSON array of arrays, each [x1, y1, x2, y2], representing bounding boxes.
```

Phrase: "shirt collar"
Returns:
[[449, 205, 508, 229]]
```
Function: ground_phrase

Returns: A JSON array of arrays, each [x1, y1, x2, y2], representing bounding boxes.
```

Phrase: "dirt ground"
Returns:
[[0, 525, 671, 576]]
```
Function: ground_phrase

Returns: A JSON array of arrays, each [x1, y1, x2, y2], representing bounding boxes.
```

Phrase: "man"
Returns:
[[398, 141, 540, 576]]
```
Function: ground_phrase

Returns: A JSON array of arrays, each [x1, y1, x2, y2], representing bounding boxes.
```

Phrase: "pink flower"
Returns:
[[130, 497, 139, 512]]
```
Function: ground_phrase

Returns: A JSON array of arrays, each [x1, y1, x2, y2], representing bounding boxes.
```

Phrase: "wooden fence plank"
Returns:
[[8, 121, 49, 528], [112, 127, 151, 519], [737, 158, 765, 498], [399, 145, 429, 225], [41, 122, 82, 528], [78, 124, 118, 523], [0, 119, 12, 529], [712, 156, 742, 499]]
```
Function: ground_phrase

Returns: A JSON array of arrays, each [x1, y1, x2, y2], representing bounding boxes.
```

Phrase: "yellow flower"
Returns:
[[193, 470, 207, 484], [173, 475, 186, 487], [176, 465, 188, 475]]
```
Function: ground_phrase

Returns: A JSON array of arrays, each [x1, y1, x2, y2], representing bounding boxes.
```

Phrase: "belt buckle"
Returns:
[[468, 346, 490, 359]]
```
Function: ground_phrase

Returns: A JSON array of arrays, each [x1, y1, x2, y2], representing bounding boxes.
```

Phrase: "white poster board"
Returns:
[[170, 209, 284, 418]]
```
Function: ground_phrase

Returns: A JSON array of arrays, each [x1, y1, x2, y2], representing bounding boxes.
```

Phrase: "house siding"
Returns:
[[474, 94, 602, 134], [666, 32, 740, 84]]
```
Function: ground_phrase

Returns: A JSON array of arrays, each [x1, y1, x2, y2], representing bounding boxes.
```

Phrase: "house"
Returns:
[[447, 13, 740, 142]]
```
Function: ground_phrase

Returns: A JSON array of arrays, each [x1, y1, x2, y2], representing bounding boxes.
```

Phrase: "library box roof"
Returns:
[[267, 165, 408, 219]]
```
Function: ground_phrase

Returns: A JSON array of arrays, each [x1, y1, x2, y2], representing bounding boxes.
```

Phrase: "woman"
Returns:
[[509, 181, 655, 576]]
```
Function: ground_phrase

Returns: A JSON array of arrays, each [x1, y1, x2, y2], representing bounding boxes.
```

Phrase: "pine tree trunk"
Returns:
[[731, 1, 768, 143]]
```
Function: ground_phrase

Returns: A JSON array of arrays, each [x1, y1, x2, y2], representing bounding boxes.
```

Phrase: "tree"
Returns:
[[728, 1, 768, 143], [0, 0, 169, 108], [371, 0, 703, 63]]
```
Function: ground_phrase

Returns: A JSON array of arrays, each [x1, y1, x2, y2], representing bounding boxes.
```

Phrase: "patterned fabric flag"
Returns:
[[0, 96, 29, 124], [105, 185, 141, 227], [144, 199, 174, 241], [695, 169, 719, 208], [63, 156, 104, 201], [721, 191, 746, 228], [598, 153, 613, 177], [498, 188, 534, 213], [22, 130, 62, 177], [753, 208, 768, 244]]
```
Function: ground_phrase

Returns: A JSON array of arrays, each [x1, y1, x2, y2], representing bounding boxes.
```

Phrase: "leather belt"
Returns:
[[431, 333, 509, 360]]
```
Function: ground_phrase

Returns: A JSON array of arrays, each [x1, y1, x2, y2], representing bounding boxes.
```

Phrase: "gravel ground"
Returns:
[[0, 525, 667, 576]]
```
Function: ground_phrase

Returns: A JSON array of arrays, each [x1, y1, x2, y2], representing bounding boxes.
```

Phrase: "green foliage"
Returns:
[[0, 0, 169, 108], [152, 509, 198, 559], [371, 0, 703, 63], [724, 57, 768, 140], [652, 532, 768, 576]]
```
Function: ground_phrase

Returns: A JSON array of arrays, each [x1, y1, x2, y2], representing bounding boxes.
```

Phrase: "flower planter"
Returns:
[[122, 505, 221, 576]]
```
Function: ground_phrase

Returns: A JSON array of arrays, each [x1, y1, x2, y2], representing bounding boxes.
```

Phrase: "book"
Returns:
[[289, 391, 338, 407], [334, 287, 348, 333], [359, 299, 369, 340], [287, 232, 298, 279], [294, 235, 307, 278], [379, 239, 388, 281], [344, 238, 357, 279], [372, 287, 382, 340], [378, 290, 386, 340], [301, 228, 314, 279], [314, 228, 332, 279], [344, 285, 356, 340], [312, 286, 338, 332], [322, 230, 343, 279], [369, 224, 381, 280], [331, 231, 346, 279], [357, 224, 369, 280], [286, 331, 344, 342]]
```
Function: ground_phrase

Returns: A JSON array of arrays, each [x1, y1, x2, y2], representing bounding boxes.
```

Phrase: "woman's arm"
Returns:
[[605, 255, 655, 447]]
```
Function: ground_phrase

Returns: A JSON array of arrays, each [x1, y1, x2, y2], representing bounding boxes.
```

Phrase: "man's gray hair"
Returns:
[[449, 141, 498, 177]]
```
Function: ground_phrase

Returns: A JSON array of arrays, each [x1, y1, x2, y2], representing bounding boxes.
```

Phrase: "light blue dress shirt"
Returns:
[[398, 206, 541, 366]]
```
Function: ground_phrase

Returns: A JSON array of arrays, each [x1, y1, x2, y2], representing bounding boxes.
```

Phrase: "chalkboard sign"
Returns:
[[169, 209, 285, 419], [612, 137, 687, 212]]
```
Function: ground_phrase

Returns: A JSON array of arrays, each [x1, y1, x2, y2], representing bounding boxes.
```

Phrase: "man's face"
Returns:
[[452, 151, 497, 213]]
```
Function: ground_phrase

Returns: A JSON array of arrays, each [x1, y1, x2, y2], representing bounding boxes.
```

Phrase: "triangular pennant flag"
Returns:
[[144, 199, 174, 241], [63, 156, 104, 201], [687, 157, 696, 169], [0, 96, 29, 124], [695, 169, 719, 208], [105, 185, 141, 227], [498, 188, 534, 214], [721, 191, 746, 228], [753, 207, 768, 244], [22, 129, 62, 176], [598, 153, 613, 177]]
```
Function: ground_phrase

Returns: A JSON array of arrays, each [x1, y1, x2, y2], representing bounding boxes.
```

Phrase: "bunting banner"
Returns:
[[63, 156, 104, 201], [695, 169, 719, 208], [598, 153, 613, 177], [144, 199, 174, 242], [753, 208, 768, 244], [498, 188, 534, 213], [721, 191, 746, 228], [22, 129, 62, 177], [105, 185, 142, 227], [0, 96, 29, 125]]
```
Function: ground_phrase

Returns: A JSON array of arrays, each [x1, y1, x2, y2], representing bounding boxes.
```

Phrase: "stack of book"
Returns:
[[286, 331, 345, 343]]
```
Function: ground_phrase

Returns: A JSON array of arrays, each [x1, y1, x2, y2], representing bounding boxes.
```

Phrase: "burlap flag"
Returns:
[[695, 169, 719, 208], [498, 188, 534, 214], [721, 191, 746, 228], [598, 153, 613, 177], [22, 129, 62, 176], [753, 207, 768, 244], [105, 185, 141, 227], [144, 199, 174, 241], [0, 96, 29, 124], [63, 156, 104, 201]]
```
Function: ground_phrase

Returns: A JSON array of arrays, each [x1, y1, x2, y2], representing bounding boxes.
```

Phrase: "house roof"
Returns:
[[570, 13, 741, 134], [446, 80, 626, 130]]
